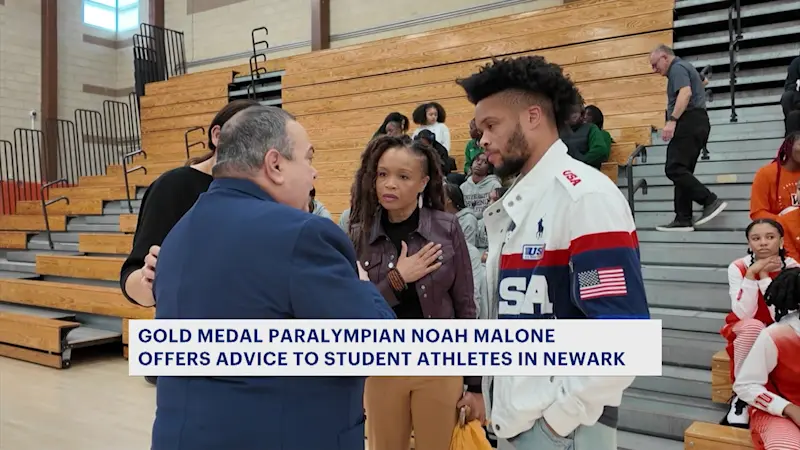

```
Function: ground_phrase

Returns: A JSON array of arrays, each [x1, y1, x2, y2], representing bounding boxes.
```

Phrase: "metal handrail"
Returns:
[[121, 148, 147, 214], [727, 0, 743, 123], [184, 127, 206, 160], [625, 144, 649, 219], [40, 179, 69, 250]]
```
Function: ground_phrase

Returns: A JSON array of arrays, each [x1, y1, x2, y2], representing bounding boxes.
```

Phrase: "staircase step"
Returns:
[[66, 326, 122, 348], [707, 88, 784, 110], [635, 211, 749, 230], [643, 264, 727, 284], [652, 120, 784, 143], [632, 199, 749, 213], [632, 365, 712, 400], [622, 173, 754, 187], [31, 231, 81, 243], [0, 270, 39, 280], [651, 307, 727, 334], [640, 243, 742, 267], [675, 0, 800, 29], [619, 389, 725, 440], [631, 159, 770, 177], [631, 185, 751, 201], [638, 230, 743, 244], [79, 172, 158, 187], [675, 20, 800, 50], [0, 259, 37, 273], [5, 250, 83, 264], [27, 240, 81, 252], [66, 223, 124, 233], [663, 330, 724, 369], [68, 215, 121, 225], [687, 43, 800, 70], [78, 233, 133, 254], [646, 281, 729, 311], [706, 66, 787, 90], [617, 430, 683, 450]]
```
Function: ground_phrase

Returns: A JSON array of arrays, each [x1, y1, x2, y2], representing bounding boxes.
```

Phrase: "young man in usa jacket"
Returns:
[[455, 57, 651, 449]]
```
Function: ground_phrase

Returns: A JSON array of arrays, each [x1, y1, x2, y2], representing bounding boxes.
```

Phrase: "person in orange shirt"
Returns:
[[751, 132, 800, 259]]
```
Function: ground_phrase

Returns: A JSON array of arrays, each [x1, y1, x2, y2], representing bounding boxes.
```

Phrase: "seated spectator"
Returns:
[[411, 102, 451, 152], [463, 118, 484, 174], [560, 102, 611, 169], [415, 129, 456, 178], [733, 267, 800, 449], [460, 152, 502, 220], [444, 183, 488, 320], [751, 132, 800, 260], [373, 112, 409, 138], [781, 56, 800, 136], [308, 188, 331, 219], [721, 219, 799, 428]]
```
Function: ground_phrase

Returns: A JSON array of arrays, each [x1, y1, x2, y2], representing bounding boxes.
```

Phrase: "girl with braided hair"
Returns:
[[751, 131, 800, 259], [721, 219, 800, 427], [347, 135, 479, 450], [733, 267, 800, 449]]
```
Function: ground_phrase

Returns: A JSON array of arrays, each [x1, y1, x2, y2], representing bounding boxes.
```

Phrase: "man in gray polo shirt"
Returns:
[[649, 44, 727, 231]]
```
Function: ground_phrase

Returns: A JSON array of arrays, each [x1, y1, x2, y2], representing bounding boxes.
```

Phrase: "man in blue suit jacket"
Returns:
[[151, 105, 395, 450]]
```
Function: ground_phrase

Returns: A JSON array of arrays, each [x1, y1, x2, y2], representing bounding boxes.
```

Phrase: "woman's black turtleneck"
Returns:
[[380, 208, 424, 319]]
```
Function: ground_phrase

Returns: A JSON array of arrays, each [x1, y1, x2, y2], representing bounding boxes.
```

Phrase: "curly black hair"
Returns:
[[764, 267, 800, 322], [373, 112, 410, 138], [348, 135, 446, 256], [456, 56, 581, 127], [412, 102, 447, 125]]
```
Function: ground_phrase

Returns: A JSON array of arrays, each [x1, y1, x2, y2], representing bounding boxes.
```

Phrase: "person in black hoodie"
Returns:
[[414, 129, 456, 178], [782, 56, 800, 136]]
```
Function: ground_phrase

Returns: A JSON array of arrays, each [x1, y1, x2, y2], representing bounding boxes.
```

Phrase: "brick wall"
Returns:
[[166, 0, 563, 72]]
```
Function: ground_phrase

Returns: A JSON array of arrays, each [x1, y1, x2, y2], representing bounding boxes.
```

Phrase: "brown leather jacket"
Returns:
[[356, 207, 476, 320]]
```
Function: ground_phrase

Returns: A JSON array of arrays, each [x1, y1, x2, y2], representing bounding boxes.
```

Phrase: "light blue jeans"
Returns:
[[498, 419, 617, 450]]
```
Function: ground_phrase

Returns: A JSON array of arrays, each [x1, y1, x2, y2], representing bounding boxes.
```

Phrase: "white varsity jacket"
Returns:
[[481, 140, 650, 439]]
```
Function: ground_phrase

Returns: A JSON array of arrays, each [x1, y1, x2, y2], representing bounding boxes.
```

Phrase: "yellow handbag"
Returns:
[[449, 407, 493, 450]]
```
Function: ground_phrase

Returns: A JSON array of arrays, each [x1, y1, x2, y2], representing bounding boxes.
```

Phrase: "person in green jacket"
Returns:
[[463, 118, 484, 174], [561, 103, 612, 169]]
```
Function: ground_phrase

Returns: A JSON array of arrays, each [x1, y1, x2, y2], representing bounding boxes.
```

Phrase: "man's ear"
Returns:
[[263, 149, 284, 184]]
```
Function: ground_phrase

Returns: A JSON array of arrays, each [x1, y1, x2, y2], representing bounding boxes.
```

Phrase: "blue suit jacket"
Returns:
[[151, 178, 395, 450]]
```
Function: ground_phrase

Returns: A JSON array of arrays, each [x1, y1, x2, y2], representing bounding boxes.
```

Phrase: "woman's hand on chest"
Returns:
[[396, 241, 443, 283]]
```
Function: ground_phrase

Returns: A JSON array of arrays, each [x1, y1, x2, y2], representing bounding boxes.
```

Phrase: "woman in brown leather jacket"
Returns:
[[348, 135, 480, 450]]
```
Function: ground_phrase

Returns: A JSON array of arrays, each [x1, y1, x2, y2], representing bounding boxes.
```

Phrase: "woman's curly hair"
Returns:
[[347, 135, 446, 256], [456, 56, 581, 127]]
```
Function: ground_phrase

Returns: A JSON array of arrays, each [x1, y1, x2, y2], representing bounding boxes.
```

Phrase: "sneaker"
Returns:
[[695, 198, 728, 226], [720, 396, 749, 429], [655, 220, 694, 232], [145, 376, 158, 386]]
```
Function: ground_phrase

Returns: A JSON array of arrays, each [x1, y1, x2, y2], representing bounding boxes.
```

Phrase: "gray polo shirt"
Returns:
[[667, 57, 706, 117]]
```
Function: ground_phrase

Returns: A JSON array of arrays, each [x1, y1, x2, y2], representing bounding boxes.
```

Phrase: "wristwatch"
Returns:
[[668, 115, 678, 122]]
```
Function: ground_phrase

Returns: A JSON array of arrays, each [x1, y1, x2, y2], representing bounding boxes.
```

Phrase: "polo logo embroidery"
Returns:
[[537, 218, 544, 239], [562, 170, 581, 186]]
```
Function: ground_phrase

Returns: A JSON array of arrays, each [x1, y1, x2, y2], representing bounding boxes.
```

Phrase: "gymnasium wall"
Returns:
[[166, 0, 563, 72], [0, 0, 135, 142]]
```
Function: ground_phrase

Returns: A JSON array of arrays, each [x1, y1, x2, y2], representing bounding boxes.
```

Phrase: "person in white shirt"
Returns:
[[411, 102, 451, 153], [733, 267, 800, 449], [454, 55, 650, 450], [721, 218, 799, 427]]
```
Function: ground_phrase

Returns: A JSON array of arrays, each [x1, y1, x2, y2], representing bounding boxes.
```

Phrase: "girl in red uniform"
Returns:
[[733, 268, 800, 449], [721, 219, 799, 427]]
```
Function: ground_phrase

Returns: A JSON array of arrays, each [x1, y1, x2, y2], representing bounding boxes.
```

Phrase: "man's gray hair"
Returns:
[[651, 44, 675, 56], [212, 105, 296, 177]]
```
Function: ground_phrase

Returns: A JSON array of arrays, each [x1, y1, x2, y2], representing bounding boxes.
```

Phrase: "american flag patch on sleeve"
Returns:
[[578, 267, 627, 300]]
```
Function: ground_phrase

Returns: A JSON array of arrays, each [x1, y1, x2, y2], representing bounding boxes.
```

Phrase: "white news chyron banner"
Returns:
[[128, 319, 663, 377]]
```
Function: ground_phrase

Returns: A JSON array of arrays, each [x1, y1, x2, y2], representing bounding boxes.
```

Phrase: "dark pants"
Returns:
[[781, 91, 800, 135], [665, 109, 715, 223]]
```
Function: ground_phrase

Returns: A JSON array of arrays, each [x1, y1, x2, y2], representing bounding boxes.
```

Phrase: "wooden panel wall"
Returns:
[[135, 0, 675, 216]]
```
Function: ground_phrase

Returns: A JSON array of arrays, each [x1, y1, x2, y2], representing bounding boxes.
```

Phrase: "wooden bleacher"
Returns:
[[0, 0, 670, 367], [682, 350, 755, 449]]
